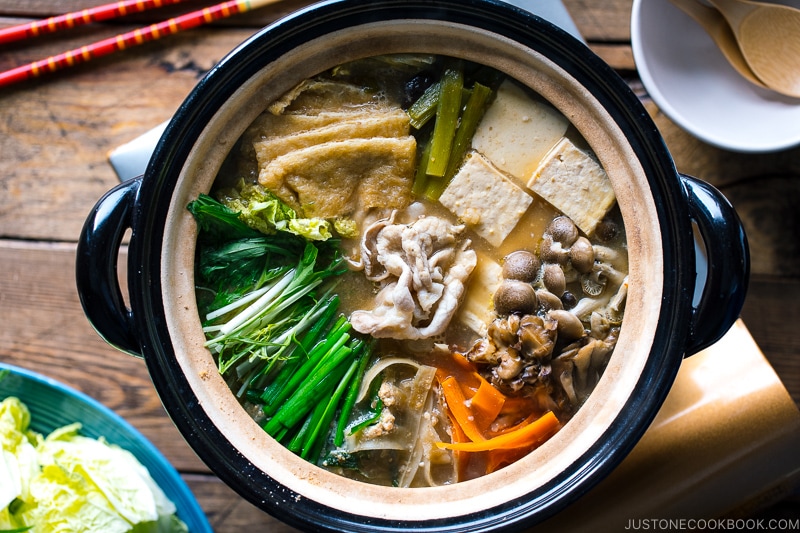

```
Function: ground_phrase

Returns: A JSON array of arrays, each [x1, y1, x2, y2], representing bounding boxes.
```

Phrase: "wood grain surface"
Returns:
[[1, 0, 798, 530]]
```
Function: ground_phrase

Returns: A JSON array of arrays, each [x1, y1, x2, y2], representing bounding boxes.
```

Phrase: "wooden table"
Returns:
[[1, 0, 798, 530]]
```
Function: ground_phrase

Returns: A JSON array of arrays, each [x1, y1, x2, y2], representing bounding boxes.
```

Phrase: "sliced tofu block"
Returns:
[[527, 137, 615, 236], [439, 151, 533, 247], [457, 252, 503, 336], [471, 80, 569, 181]]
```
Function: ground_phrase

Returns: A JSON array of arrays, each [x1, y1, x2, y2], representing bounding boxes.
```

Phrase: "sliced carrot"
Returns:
[[485, 447, 531, 474], [440, 376, 486, 442], [451, 350, 476, 373], [443, 407, 470, 482], [499, 394, 539, 415], [469, 377, 505, 432], [436, 411, 560, 452]]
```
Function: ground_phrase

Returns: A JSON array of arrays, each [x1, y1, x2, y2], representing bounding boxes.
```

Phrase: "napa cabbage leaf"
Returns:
[[0, 397, 187, 533]]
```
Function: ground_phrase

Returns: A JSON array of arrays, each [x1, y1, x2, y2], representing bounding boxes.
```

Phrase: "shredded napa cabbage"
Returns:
[[0, 397, 187, 533], [218, 179, 334, 241]]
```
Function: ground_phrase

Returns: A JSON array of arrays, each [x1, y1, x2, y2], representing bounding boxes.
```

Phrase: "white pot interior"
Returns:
[[160, 19, 663, 522]]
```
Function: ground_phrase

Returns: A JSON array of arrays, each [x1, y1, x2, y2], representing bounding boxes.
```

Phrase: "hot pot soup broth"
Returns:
[[189, 54, 628, 487]]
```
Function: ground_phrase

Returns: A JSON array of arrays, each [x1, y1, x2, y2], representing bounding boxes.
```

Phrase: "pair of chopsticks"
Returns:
[[0, 0, 281, 88]]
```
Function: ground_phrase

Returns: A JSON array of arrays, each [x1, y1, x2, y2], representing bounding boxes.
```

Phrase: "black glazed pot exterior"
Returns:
[[76, 1, 750, 531]]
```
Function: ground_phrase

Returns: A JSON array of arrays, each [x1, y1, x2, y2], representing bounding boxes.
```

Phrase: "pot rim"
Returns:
[[131, 0, 694, 530]]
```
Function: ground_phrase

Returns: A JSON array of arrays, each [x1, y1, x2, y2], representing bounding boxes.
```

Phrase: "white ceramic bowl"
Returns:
[[631, 0, 800, 153]]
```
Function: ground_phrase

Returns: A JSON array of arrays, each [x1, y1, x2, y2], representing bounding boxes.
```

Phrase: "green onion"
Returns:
[[262, 342, 355, 435], [260, 316, 351, 415], [334, 342, 373, 446], [301, 348, 363, 462], [287, 403, 323, 453], [242, 292, 341, 391]]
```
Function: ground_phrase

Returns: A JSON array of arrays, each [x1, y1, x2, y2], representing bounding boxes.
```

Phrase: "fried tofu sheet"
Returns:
[[259, 136, 416, 218], [252, 81, 416, 219]]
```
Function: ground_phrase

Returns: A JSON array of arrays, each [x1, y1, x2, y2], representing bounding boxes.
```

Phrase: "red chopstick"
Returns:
[[0, 0, 281, 88], [0, 0, 190, 45]]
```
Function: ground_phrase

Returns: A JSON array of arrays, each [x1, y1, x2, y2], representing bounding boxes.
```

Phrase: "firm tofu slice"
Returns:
[[527, 137, 615, 236], [439, 151, 533, 248], [457, 252, 503, 336], [471, 80, 569, 181]]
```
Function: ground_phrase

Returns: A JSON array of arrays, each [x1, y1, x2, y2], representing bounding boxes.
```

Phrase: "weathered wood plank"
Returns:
[[0, 239, 210, 473], [563, 0, 633, 42], [0, 27, 253, 242], [0, 0, 633, 44], [589, 43, 635, 71], [184, 474, 302, 532]]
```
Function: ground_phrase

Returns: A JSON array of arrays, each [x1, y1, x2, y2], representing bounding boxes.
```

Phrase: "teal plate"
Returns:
[[0, 362, 213, 533]]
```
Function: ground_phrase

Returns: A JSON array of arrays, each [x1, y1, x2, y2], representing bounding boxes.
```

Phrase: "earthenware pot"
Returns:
[[76, 1, 749, 530]]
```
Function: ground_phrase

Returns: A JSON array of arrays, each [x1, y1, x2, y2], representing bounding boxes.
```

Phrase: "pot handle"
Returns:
[[680, 174, 749, 356], [76, 176, 143, 359]]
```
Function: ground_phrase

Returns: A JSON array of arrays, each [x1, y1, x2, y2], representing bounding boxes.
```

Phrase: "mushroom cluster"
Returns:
[[461, 213, 627, 415]]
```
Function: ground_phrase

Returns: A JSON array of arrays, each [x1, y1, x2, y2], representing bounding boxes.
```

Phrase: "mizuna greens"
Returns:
[[188, 191, 369, 464]]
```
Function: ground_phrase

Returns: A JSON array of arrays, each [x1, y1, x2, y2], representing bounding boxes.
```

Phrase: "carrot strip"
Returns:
[[440, 376, 486, 442], [436, 411, 560, 452], [451, 351, 476, 373], [485, 447, 531, 474], [469, 377, 505, 431], [444, 408, 471, 482]]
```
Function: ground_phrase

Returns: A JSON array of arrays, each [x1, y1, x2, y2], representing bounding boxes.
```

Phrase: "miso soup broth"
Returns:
[[189, 54, 628, 488]]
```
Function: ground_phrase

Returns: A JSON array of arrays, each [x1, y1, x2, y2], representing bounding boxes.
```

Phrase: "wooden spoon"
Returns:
[[669, 0, 766, 88], [708, 0, 800, 97]]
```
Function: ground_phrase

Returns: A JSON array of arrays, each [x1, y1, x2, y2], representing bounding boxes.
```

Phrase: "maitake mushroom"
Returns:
[[461, 213, 628, 416]]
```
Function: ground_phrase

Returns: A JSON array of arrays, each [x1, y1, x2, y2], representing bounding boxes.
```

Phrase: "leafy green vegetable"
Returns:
[[426, 63, 464, 178], [407, 79, 441, 130], [216, 179, 333, 241], [189, 182, 368, 463], [203, 242, 347, 383], [0, 398, 187, 533], [406, 64, 500, 200], [186, 193, 258, 243], [425, 81, 494, 200]]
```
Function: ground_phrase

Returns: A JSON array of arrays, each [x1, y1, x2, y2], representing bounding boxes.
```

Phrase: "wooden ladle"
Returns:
[[669, 0, 766, 89], [708, 0, 800, 97]]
